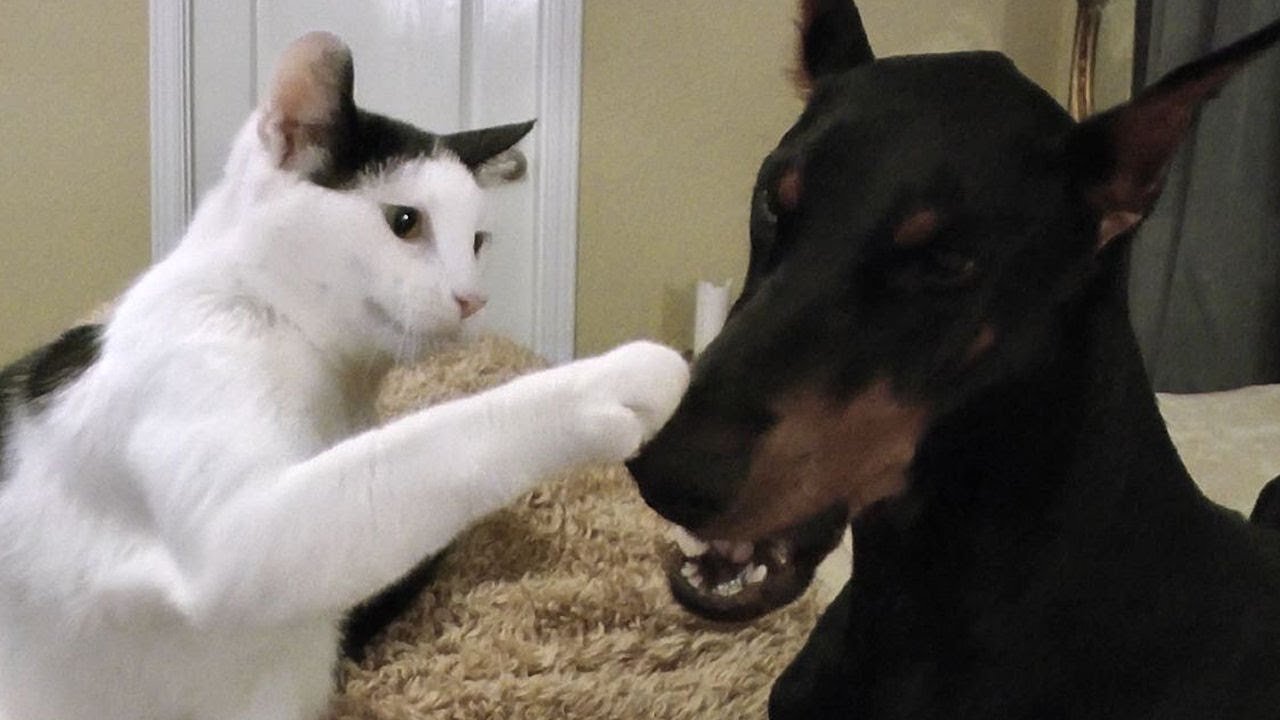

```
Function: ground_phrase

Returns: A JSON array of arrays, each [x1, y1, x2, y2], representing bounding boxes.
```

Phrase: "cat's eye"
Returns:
[[382, 204, 425, 241], [473, 231, 490, 256]]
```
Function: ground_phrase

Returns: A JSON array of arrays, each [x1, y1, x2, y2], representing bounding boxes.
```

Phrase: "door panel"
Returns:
[[170, 0, 573, 357]]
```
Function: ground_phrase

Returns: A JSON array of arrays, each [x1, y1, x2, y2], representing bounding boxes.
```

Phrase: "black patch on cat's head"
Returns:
[[308, 112, 536, 190], [0, 324, 103, 479], [261, 32, 535, 188]]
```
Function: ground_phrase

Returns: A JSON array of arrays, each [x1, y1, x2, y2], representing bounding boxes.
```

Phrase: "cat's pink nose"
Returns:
[[453, 292, 487, 319]]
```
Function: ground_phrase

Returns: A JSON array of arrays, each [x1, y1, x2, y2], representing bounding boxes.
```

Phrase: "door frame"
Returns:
[[149, 0, 582, 362]]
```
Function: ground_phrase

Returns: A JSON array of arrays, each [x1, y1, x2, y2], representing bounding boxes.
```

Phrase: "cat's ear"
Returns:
[[257, 31, 355, 174], [438, 120, 536, 175]]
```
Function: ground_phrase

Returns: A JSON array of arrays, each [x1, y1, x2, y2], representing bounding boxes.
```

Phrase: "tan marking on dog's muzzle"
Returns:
[[701, 379, 930, 541]]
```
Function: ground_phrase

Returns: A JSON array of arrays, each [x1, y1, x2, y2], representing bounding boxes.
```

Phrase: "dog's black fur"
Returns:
[[628, 3, 1280, 717]]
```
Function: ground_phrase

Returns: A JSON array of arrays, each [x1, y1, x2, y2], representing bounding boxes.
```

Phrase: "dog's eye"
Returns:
[[473, 231, 490, 256], [884, 248, 980, 294], [927, 250, 979, 285], [382, 205, 425, 241]]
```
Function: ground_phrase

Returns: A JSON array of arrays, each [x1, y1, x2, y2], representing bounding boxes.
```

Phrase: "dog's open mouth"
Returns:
[[661, 504, 848, 623]]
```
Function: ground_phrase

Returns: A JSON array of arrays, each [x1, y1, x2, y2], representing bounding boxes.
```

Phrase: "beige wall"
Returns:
[[0, 1, 1133, 363], [1096, 0, 1137, 110], [0, 1, 150, 360], [577, 1, 1136, 356], [577, 1, 803, 357]]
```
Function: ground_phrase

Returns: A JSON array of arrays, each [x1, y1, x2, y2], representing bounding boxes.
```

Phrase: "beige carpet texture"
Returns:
[[328, 335, 824, 720], [324, 334, 1280, 719]]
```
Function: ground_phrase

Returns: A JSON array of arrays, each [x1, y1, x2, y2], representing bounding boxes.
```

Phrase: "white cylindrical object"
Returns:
[[693, 279, 732, 356]]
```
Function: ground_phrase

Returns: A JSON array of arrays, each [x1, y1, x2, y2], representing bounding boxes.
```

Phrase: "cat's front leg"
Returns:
[[487, 339, 692, 474], [183, 341, 688, 625]]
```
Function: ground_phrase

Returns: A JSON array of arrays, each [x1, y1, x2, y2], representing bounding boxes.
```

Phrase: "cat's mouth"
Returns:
[[660, 504, 846, 622], [362, 297, 470, 361]]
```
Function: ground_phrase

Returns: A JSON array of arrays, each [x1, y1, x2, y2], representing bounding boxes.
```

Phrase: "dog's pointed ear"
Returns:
[[258, 32, 356, 174], [438, 120, 536, 174], [1068, 19, 1280, 251], [795, 0, 874, 93]]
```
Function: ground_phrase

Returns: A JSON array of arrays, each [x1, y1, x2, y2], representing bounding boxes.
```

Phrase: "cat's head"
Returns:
[[198, 32, 533, 364]]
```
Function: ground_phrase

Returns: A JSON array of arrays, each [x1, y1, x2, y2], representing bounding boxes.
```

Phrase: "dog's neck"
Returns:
[[837, 255, 1271, 709]]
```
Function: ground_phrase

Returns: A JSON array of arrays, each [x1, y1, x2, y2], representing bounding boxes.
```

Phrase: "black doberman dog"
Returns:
[[627, 2, 1280, 717]]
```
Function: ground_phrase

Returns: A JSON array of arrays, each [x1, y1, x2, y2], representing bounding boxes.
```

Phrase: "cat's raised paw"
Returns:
[[598, 341, 690, 436], [568, 341, 690, 463]]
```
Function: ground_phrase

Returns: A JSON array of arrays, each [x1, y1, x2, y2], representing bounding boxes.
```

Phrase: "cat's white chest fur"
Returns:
[[0, 32, 687, 720]]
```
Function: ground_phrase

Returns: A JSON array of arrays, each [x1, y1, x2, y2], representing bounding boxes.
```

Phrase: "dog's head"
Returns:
[[628, 1, 1280, 621]]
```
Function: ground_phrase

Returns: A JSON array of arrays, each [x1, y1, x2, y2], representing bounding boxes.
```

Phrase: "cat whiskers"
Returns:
[[392, 290, 425, 366]]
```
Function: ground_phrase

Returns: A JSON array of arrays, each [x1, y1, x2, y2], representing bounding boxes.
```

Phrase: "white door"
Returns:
[[150, 0, 581, 361]]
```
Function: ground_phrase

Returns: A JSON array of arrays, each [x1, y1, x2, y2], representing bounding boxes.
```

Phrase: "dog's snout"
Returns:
[[626, 448, 726, 531]]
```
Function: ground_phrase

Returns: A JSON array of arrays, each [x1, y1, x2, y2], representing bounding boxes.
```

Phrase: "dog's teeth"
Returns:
[[713, 578, 743, 596], [745, 563, 768, 584], [671, 527, 709, 557], [769, 540, 792, 568], [681, 561, 698, 578]]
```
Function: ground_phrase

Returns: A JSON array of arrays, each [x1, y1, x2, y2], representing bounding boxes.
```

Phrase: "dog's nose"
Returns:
[[453, 292, 487, 319], [626, 450, 726, 531]]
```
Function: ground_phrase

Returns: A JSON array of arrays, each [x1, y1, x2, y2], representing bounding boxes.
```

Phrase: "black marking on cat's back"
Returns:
[[0, 325, 104, 476]]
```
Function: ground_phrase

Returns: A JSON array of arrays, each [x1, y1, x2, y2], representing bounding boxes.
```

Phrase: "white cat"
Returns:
[[0, 32, 688, 720]]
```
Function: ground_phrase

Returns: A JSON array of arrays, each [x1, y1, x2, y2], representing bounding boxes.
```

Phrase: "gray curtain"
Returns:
[[1129, 0, 1280, 392]]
